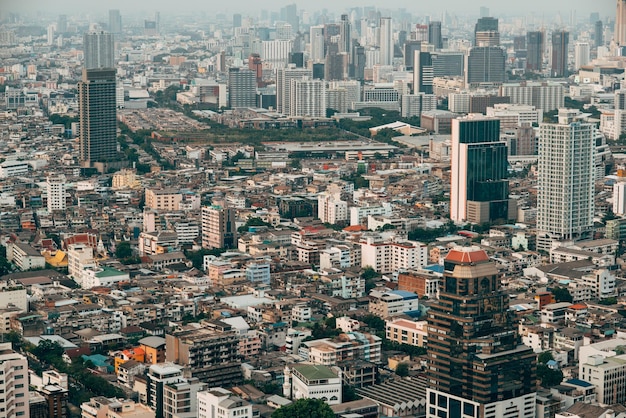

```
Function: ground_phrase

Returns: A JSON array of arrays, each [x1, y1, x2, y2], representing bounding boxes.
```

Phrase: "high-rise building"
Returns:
[[500, 82, 564, 113], [281, 3, 299, 33], [413, 51, 434, 94], [428, 21, 443, 49], [426, 247, 536, 418], [47, 174, 66, 212], [276, 65, 312, 115], [526, 31, 544, 72], [339, 14, 351, 55], [465, 46, 506, 87], [261, 39, 293, 69], [404, 40, 421, 70], [78, 68, 117, 164], [379, 17, 393, 66], [595, 20, 604, 47], [551, 30, 569, 77], [108, 9, 122, 34], [450, 115, 515, 224], [228, 67, 256, 108], [474, 17, 498, 46], [537, 109, 595, 251], [290, 77, 326, 117], [233, 13, 242, 29], [617, 0, 626, 46], [574, 42, 590, 71], [309, 25, 325, 63], [57, 14, 67, 34], [0, 343, 30, 417], [201, 205, 237, 249], [248, 53, 263, 85], [83, 31, 114, 70]]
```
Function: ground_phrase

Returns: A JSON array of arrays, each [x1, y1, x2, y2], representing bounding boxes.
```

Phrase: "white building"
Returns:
[[486, 103, 543, 131], [0, 161, 29, 178], [81, 267, 129, 290], [0, 281, 27, 312], [290, 78, 326, 118], [401, 93, 437, 118], [67, 244, 97, 282], [262, 39, 293, 69], [310, 26, 325, 63], [283, 364, 342, 405], [500, 82, 564, 113], [0, 343, 30, 418], [7, 242, 45, 271], [369, 290, 420, 318], [574, 42, 590, 71], [614, 182, 626, 215], [579, 353, 626, 406], [360, 236, 427, 274], [379, 17, 393, 66], [46, 174, 66, 212], [318, 192, 348, 224], [276, 65, 312, 116], [197, 387, 252, 418], [537, 109, 595, 251]]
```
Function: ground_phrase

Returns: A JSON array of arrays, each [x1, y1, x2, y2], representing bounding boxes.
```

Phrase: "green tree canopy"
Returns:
[[551, 287, 573, 303], [271, 398, 334, 418], [115, 241, 132, 259], [396, 362, 409, 377], [538, 351, 554, 364]]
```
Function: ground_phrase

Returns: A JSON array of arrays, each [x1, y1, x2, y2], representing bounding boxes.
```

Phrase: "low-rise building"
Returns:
[[283, 364, 343, 405], [386, 318, 427, 347]]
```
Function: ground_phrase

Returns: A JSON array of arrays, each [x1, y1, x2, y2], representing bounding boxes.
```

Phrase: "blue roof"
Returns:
[[424, 264, 444, 274], [390, 290, 419, 300], [566, 378, 593, 388]]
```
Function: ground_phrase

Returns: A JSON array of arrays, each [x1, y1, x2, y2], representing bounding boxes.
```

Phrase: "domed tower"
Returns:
[[426, 246, 536, 418]]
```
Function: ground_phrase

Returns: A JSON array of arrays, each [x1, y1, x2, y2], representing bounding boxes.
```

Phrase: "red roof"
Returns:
[[445, 248, 490, 264], [569, 303, 587, 310], [343, 225, 367, 232]]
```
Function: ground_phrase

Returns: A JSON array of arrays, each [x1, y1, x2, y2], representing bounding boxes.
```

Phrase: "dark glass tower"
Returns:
[[450, 117, 512, 223], [78, 68, 117, 164], [428, 21, 443, 49], [551, 31, 569, 77], [526, 31, 544, 72], [426, 247, 537, 418]]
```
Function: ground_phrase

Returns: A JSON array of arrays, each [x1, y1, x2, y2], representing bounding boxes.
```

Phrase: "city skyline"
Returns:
[[4, 0, 615, 16]]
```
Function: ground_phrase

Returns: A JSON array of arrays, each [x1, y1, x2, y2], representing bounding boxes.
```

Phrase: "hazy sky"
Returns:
[[3, 0, 615, 17]]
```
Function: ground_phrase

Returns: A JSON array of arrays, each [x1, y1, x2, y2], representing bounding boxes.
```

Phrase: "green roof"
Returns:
[[96, 267, 125, 278], [293, 364, 338, 380]]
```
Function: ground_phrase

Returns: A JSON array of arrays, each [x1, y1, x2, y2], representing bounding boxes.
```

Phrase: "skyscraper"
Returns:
[[310, 26, 325, 63], [109, 9, 122, 34], [465, 46, 506, 87], [537, 109, 595, 251], [404, 40, 422, 70], [428, 21, 443, 49], [426, 247, 536, 418], [617, 0, 626, 46], [57, 14, 67, 34], [379, 17, 393, 66], [339, 14, 351, 55], [233, 13, 242, 29], [551, 30, 569, 77], [526, 31, 544, 72], [450, 115, 515, 223], [280, 3, 299, 33], [595, 20, 604, 47], [228, 67, 256, 108], [290, 77, 326, 118], [413, 51, 434, 94], [276, 65, 312, 115], [574, 42, 590, 70], [78, 68, 117, 165], [474, 17, 498, 46], [83, 31, 114, 70]]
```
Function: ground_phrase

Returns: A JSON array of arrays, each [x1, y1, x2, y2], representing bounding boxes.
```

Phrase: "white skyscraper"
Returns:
[[310, 25, 325, 63], [47, 174, 66, 212], [290, 78, 326, 118], [276, 65, 312, 115], [83, 31, 114, 69], [574, 42, 590, 71], [0, 343, 30, 418], [379, 17, 393, 66], [261, 39, 293, 69], [537, 109, 595, 251]]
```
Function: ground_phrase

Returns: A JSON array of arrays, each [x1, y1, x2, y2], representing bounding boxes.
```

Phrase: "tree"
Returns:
[[271, 398, 334, 418], [551, 287, 573, 303], [115, 241, 132, 259], [396, 362, 410, 377], [537, 364, 563, 388], [538, 351, 554, 364]]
